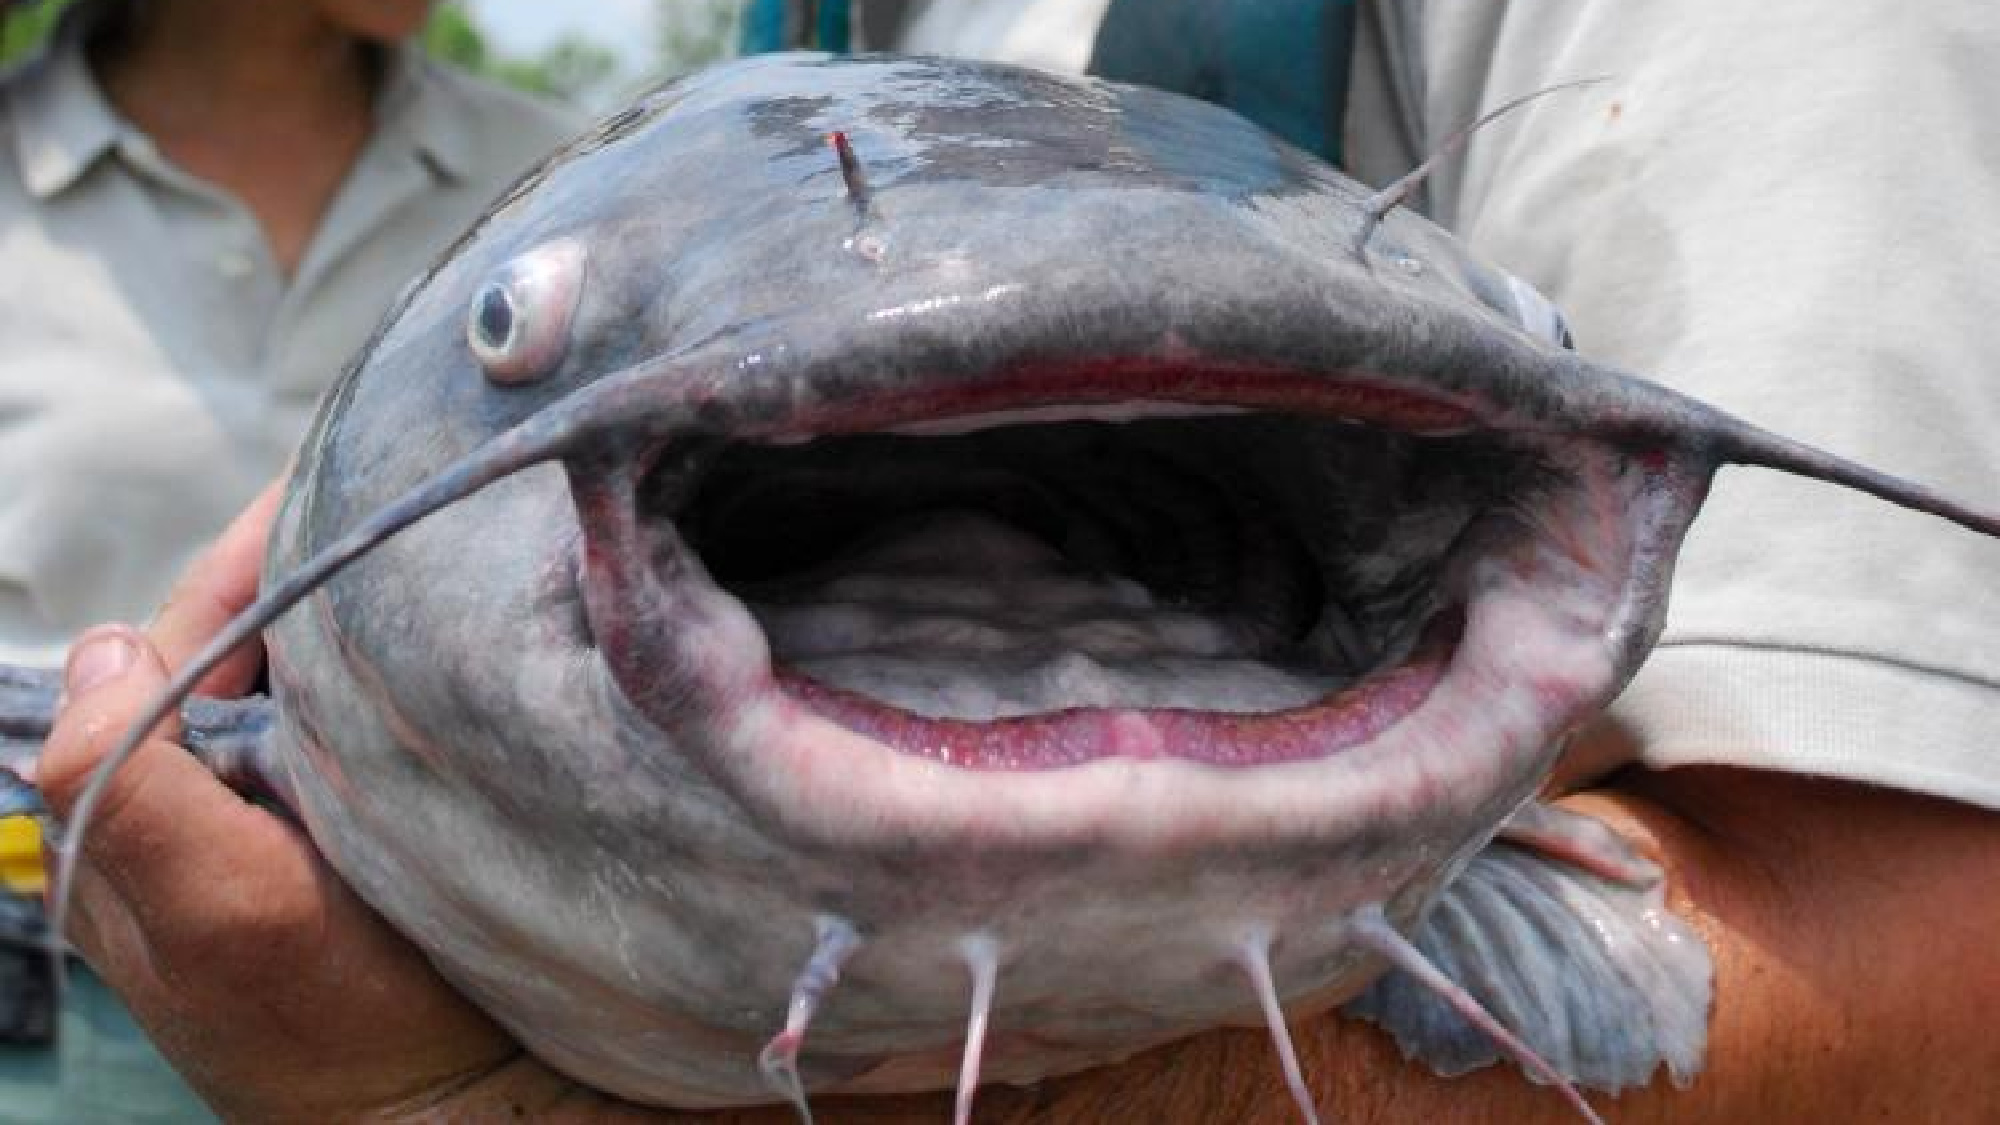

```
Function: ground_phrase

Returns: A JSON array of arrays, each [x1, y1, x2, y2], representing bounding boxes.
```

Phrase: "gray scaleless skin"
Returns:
[[7, 53, 2000, 1122]]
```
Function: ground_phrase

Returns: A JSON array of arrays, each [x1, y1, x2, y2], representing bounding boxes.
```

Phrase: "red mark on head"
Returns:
[[828, 130, 871, 218]]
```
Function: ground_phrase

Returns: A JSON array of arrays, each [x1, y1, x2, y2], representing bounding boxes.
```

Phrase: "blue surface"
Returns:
[[0, 966, 212, 1124]]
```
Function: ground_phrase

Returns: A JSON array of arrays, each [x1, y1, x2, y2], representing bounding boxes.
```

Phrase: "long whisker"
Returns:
[[954, 935, 1001, 1125], [1347, 907, 1605, 1125], [1705, 405, 2000, 538], [1238, 926, 1321, 1125], [51, 418, 572, 943], [758, 915, 864, 1124], [1354, 77, 1609, 256]]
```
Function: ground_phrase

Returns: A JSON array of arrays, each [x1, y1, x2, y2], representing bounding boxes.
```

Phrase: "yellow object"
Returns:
[[0, 815, 45, 894]]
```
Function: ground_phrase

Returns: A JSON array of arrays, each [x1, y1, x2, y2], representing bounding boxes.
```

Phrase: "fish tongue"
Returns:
[[748, 511, 1344, 721]]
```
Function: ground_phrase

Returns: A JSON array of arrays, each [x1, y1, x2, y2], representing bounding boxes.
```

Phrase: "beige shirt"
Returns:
[[0, 12, 582, 663], [908, 0, 2000, 808], [1344, 0, 2000, 809]]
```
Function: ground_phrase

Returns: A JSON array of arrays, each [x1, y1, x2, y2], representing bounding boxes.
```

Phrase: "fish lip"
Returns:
[[565, 357, 1697, 846]]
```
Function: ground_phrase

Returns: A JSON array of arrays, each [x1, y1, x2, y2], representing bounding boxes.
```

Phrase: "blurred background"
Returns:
[[0, 0, 745, 111]]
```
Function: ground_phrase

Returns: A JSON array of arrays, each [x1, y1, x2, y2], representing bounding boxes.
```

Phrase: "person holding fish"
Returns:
[[18, 1, 2000, 1123], [0, 0, 581, 1118]]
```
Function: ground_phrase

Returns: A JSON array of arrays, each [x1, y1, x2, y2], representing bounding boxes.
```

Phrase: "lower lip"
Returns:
[[775, 613, 1459, 771]]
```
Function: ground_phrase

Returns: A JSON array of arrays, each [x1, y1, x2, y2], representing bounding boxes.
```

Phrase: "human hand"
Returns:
[[32, 483, 631, 1123], [24, 483, 974, 1122]]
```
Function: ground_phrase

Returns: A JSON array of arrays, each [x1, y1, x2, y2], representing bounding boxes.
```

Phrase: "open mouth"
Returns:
[[677, 411, 1485, 768], [591, 363, 1642, 775]]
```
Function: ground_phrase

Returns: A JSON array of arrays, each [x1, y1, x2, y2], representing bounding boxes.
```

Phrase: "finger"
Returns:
[[39, 627, 304, 928], [151, 478, 285, 697]]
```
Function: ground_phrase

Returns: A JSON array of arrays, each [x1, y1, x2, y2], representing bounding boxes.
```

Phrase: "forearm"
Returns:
[[1554, 768, 2000, 1123]]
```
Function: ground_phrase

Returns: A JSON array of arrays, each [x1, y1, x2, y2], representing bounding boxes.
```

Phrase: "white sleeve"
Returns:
[[1348, 0, 2000, 807]]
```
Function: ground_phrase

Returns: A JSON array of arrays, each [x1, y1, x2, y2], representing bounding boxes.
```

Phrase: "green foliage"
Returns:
[[654, 0, 739, 79], [419, 3, 490, 72], [419, 1, 743, 106], [422, 4, 619, 105], [491, 36, 618, 102], [0, 0, 74, 67]]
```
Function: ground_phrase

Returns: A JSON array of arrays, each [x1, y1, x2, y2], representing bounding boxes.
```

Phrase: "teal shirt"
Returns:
[[1088, 0, 1355, 163], [741, 0, 854, 53], [743, 0, 1354, 163]]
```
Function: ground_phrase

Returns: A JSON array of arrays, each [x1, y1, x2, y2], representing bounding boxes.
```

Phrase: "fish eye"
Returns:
[[1503, 273, 1576, 350], [466, 238, 588, 385]]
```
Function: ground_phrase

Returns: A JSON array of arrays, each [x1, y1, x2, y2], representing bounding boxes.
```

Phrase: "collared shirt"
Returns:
[[0, 5, 584, 663]]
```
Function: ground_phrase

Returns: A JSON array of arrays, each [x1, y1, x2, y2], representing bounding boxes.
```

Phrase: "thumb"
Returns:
[[42, 621, 311, 969], [40, 624, 179, 819], [40, 623, 240, 899]]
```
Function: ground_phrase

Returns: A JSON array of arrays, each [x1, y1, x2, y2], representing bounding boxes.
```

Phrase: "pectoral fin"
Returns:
[[1344, 801, 1711, 1093]]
